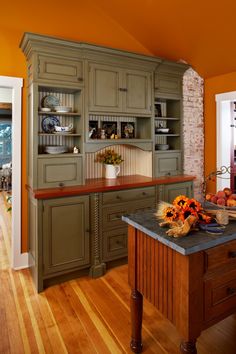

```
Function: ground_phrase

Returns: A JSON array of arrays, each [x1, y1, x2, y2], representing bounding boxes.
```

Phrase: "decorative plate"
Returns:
[[42, 95, 60, 109], [41, 116, 60, 133]]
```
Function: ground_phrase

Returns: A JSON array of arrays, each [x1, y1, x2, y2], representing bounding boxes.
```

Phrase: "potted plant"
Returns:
[[95, 149, 124, 179]]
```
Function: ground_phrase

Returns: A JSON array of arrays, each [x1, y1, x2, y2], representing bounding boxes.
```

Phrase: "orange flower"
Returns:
[[198, 212, 212, 224], [173, 195, 189, 210], [162, 206, 179, 222], [185, 198, 202, 213]]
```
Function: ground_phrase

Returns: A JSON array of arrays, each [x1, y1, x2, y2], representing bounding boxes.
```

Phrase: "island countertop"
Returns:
[[27, 174, 195, 199], [122, 208, 236, 255]]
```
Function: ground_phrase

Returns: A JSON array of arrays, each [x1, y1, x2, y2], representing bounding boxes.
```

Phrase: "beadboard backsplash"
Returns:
[[86, 145, 152, 179]]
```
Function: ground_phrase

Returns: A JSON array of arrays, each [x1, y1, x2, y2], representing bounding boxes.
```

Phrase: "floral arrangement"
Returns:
[[156, 195, 212, 238], [95, 149, 124, 165]]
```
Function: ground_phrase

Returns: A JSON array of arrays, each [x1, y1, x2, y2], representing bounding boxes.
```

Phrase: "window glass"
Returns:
[[0, 121, 12, 167]]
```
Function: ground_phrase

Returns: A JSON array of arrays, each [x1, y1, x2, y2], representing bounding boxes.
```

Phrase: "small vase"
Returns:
[[104, 164, 120, 179]]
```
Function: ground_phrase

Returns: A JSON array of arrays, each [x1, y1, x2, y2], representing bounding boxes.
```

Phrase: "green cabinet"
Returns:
[[156, 181, 193, 203], [42, 195, 90, 275], [101, 186, 156, 262], [154, 151, 182, 177], [37, 54, 84, 85], [154, 72, 182, 96], [88, 62, 152, 115]]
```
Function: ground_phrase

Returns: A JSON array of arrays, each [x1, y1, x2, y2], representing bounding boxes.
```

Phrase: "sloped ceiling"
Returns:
[[2, 0, 236, 78]]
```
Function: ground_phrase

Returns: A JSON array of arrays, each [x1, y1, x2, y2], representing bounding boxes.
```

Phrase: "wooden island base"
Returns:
[[126, 223, 236, 354]]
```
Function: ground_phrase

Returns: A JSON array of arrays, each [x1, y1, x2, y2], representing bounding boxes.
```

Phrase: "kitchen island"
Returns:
[[123, 209, 236, 353]]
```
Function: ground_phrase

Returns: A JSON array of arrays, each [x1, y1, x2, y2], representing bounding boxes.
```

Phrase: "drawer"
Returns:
[[204, 240, 236, 272], [38, 54, 84, 84], [102, 204, 129, 230], [102, 186, 155, 205], [204, 269, 236, 321], [102, 228, 128, 261], [154, 152, 182, 177], [38, 156, 83, 188]]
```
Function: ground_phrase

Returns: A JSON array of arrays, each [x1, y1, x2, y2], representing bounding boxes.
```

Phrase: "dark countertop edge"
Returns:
[[122, 215, 236, 255], [26, 174, 195, 199]]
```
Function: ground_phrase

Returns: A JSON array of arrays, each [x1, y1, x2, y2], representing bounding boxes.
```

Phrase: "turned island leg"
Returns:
[[180, 340, 197, 354], [130, 289, 143, 353]]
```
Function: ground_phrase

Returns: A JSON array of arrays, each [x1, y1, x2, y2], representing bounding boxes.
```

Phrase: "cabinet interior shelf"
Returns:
[[155, 149, 181, 153], [88, 138, 152, 143], [155, 134, 180, 137], [38, 153, 83, 157], [38, 111, 81, 117], [38, 133, 81, 137], [155, 117, 179, 120]]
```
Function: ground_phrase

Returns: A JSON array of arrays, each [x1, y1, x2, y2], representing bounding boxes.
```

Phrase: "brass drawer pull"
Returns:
[[228, 251, 236, 258], [227, 287, 236, 295]]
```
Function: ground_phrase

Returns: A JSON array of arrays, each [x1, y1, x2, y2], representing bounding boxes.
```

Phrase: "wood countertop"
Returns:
[[27, 174, 195, 199]]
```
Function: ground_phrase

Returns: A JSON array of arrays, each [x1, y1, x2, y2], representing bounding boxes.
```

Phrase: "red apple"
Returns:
[[223, 187, 232, 197], [228, 194, 236, 200], [216, 190, 226, 199], [210, 195, 218, 204], [227, 199, 236, 207], [205, 193, 214, 201], [217, 198, 226, 206]]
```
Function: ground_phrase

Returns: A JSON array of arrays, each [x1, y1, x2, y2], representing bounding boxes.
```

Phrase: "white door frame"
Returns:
[[215, 91, 236, 190], [0, 75, 28, 269]]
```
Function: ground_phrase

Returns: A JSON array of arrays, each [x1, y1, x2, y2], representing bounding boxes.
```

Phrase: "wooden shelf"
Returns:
[[155, 134, 180, 137], [38, 133, 81, 137], [38, 111, 81, 116], [155, 117, 180, 120]]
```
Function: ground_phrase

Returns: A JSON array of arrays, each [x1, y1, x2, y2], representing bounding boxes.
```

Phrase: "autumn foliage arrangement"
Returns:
[[156, 195, 212, 238], [95, 149, 123, 165]]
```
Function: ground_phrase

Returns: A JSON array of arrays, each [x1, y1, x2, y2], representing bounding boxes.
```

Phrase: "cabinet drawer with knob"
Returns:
[[37, 54, 84, 85], [204, 240, 236, 272], [101, 187, 155, 205], [38, 156, 83, 188], [102, 228, 128, 261], [204, 268, 236, 321]]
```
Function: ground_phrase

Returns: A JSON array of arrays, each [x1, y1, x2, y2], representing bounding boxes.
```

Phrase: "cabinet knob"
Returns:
[[86, 228, 90, 233], [58, 182, 65, 188], [227, 287, 236, 295], [77, 77, 83, 82], [228, 251, 236, 258], [116, 195, 121, 200], [142, 192, 147, 196]]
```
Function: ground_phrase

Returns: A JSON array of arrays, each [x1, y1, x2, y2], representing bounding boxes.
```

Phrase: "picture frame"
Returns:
[[101, 121, 117, 138], [155, 103, 162, 117], [89, 120, 98, 139], [121, 122, 135, 138]]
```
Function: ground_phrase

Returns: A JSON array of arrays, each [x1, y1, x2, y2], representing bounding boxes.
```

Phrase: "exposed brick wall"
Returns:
[[183, 68, 204, 199]]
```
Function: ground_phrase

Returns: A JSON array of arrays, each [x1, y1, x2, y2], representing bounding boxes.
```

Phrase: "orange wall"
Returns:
[[205, 71, 236, 192], [0, 11, 150, 252]]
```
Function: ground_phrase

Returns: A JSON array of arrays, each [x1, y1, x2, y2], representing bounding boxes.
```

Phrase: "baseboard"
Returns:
[[12, 252, 29, 270]]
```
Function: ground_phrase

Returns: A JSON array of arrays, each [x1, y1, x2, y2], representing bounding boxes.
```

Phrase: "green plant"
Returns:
[[95, 149, 124, 165]]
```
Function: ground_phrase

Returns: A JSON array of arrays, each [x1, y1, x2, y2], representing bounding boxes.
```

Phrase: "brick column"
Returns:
[[183, 68, 204, 200]]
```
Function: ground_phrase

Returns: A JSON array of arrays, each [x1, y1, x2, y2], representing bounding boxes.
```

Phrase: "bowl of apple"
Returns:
[[205, 187, 236, 209]]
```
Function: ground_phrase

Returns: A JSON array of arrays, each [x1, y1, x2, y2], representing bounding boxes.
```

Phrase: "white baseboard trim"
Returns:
[[12, 252, 29, 270]]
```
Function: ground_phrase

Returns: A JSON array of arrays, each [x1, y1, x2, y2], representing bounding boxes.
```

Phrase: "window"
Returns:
[[0, 120, 12, 167]]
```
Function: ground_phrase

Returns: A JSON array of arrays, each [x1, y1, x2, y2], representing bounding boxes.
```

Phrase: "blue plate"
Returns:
[[41, 116, 60, 133]]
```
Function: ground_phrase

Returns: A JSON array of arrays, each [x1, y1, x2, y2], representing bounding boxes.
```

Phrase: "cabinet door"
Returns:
[[154, 152, 182, 177], [155, 73, 182, 96], [43, 195, 90, 275], [38, 54, 83, 84], [163, 182, 193, 203], [124, 69, 152, 114], [38, 156, 83, 188], [88, 63, 123, 112]]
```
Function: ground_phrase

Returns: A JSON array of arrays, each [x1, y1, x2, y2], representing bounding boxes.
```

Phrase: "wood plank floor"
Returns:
[[0, 192, 236, 353]]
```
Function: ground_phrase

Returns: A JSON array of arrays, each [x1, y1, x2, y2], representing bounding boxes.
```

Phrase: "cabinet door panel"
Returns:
[[89, 63, 122, 112], [38, 156, 83, 188], [125, 70, 152, 114], [102, 227, 128, 261], [155, 73, 182, 96], [43, 196, 90, 275], [38, 55, 83, 84], [154, 152, 182, 177], [163, 182, 193, 203]]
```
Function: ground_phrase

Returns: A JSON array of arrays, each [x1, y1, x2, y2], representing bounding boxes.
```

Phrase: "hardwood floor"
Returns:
[[0, 193, 236, 353]]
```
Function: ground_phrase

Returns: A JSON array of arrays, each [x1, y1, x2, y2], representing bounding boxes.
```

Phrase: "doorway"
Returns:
[[216, 91, 236, 191], [0, 76, 27, 269]]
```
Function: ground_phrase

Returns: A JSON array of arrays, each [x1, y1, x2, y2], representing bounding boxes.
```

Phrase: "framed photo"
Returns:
[[89, 120, 98, 139], [155, 103, 162, 117], [101, 121, 117, 138], [121, 122, 135, 138]]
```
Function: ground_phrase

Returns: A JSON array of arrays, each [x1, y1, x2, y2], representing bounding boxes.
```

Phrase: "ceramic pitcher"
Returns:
[[104, 164, 120, 179]]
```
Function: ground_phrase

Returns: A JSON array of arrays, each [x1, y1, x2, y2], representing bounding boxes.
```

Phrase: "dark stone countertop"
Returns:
[[122, 209, 236, 255]]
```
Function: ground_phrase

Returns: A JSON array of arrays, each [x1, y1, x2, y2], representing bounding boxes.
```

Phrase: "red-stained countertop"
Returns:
[[27, 174, 195, 199]]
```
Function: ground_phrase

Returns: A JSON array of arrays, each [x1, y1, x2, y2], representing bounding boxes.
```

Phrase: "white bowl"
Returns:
[[45, 145, 68, 154], [54, 106, 72, 113], [55, 124, 73, 132], [156, 128, 170, 133], [155, 144, 169, 151], [40, 107, 51, 112]]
